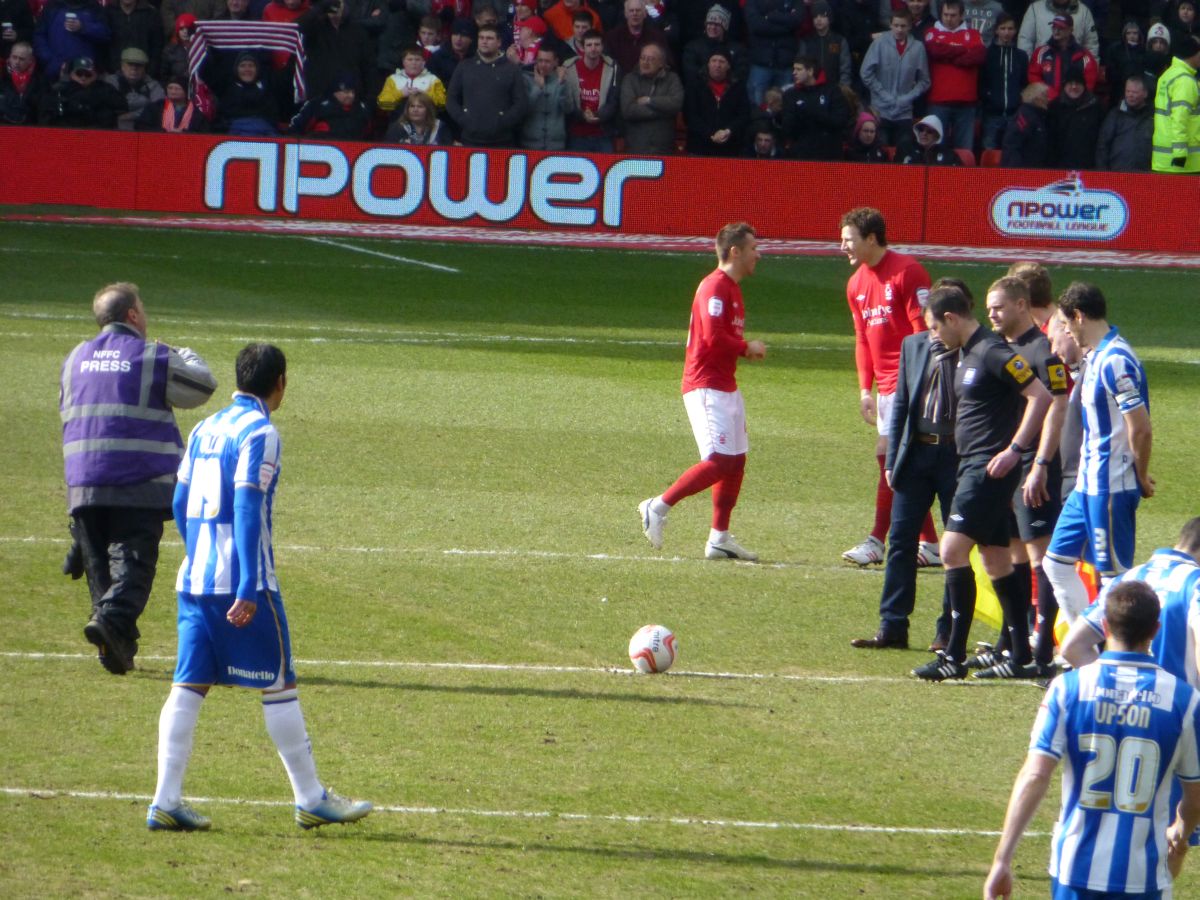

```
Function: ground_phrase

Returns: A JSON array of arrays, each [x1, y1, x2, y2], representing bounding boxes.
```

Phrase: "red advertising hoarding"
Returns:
[[1, 127, 1195, 254]]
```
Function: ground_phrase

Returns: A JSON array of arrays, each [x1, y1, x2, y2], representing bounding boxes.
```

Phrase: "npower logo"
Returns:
[[990, 172, 1129, 241], [203, 141, 665, 228]]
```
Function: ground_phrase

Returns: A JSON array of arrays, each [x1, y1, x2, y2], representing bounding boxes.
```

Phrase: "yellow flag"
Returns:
[[970, 547, 1004, 630]]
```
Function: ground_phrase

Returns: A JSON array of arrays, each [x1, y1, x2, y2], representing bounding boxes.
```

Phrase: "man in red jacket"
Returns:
[[924, 0, 985, 151], [1028, 13, 1097, 101]]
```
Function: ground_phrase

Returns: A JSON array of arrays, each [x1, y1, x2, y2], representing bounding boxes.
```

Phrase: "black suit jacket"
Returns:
[[885, 330, 935, 484]]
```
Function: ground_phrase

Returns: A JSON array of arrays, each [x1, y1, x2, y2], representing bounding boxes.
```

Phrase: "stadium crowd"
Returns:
[[2, 0, 1197, 169]]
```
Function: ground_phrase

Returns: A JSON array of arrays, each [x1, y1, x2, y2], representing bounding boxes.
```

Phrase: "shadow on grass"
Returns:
[[359, 831, 989, 879], [302, 675, 746, 707]]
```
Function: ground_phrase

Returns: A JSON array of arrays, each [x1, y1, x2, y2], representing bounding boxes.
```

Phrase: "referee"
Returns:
[[912, 286, 1052, 682]]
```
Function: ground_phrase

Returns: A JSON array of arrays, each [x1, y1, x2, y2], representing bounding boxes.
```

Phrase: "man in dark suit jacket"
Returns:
[[851, 314, 958, 650]]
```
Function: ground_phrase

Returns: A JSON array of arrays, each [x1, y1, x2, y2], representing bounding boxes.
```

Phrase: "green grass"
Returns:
[[1, 220, 1198, 897]]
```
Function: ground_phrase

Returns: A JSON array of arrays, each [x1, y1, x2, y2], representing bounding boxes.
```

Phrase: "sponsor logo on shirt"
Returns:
[[1048, 362, 1068, 392], [861, 304, 893, 325], [1005, 355, 1034, 384]]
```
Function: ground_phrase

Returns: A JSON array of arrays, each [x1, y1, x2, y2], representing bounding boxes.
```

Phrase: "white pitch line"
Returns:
[[0, 787, 1040, 837], [304, 236, 461, 273]]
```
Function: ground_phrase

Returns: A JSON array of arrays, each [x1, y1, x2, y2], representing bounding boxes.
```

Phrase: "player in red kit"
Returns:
[[839, 207, 941, 568], [638, 222, 766, 561]]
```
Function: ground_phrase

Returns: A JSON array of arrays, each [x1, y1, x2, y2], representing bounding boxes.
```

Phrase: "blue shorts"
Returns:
[[1052, 883, 1161, 900], [173, 590, 295, 690], [1047, 489, 1140, 577]]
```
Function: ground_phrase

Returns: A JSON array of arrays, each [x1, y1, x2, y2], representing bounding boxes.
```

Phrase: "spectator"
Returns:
[[418, 15, 443, 56], [1017, 0, 1097, 58], [521, 43, 571, 147], [1027, 12, 1096, 101], [545, 0, 602, 41], [216, 51, 279, 134], [847, 108, 889, 159], [104, 46, 164, 129], [446, 22, 528, 145], [746, 123, 781, 156], [159, 13, 196, 84], [39, 55, 127, 126], [1105, 20, 1145, 91], [962, 0, 1005, 47], [299, 0, 374, 104], [1095, 74, 1152, 170], [861, 9, 931, 152], [606, 0, 667, 78], [744, 0, 805, 104], [906, 0, 937, 40], [641, 0, 680, 51], [684, 46, 751, 154], [780, 53, 851, 158], [1169, 0, 1200, 51], [34, 0, 111, 84], [899, 112, 963, 162], [135, 72, 207, 130], [378, 44, 447, 114], [561, 9, 595, 59], [507, 14, 549, 67], [160, 0, 220, 36], [837, 0, 889, 87], [1143, 22, 1173, 97], [428, 18, 475, 84], [1000, 79, 1048, 165], [375, 4, 415, 75], [979, 12, 1026, 149], [384, 88, 453, 140], [1151, 34, 1200, 172], [0, 0, 35, 61], [1046, 65, 1100, 167], [289, 70, 371, 135], [262, 0, 310, 72], [107, 0, 166, 75], [681, 5, 747, 90], [924, 0, 985, 150], [216, 0, 258, 20], [797, 0, 852, 88], [1, 41, 44, 124], [618, 41, 682, 152], [562, 28, 618, 151]]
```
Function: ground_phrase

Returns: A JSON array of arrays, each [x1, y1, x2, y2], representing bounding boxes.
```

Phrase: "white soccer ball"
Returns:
[[628, 624, 677, 674]]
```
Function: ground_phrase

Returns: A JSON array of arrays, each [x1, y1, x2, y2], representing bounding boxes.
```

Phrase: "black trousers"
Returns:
[[70, 506, 166, 643]]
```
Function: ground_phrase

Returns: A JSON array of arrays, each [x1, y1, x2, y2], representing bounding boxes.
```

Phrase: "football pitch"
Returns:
[[1, 219, 1198, 897]]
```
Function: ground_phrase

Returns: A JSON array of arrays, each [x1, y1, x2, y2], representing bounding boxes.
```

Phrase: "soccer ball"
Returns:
[[628, 624, 677, 674]]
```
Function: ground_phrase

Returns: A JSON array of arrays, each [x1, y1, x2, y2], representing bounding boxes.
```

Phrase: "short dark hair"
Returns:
[[1124, 73, 1147, 90], [1006, 261, 1053, 308], [716, 221, 756, 262], [932, 276, 974, 306], [401, 43, 424, 59], [987, 275, 1030, 306], [995, 12, 1015, 27], [1178, 34, 1200, 60], [93, 282, 140, 326], [793, 54, 819, 73], [419, 14, 441, 31], [1058, 281, 1107, 322], [581, 28, 603, 42], [840, 207, 886, 246], [572, 9, 593, 23], [890, 8, 913, 23], [940, 0, 964, 12], [1178, 517, 1200, 557], [1105, 580, 1160, 647], [236, 343, 287, 398], [927, 285, 972, 321], [537, 43, 560, 60], [476, 23, 500, 38]]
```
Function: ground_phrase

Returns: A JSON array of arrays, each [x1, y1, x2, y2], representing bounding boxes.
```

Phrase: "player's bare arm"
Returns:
[[1124, 405, 1154, 498], [1167, 781, 1200, 877], [859, 389, 876, 425], [987, 379, 1050, 479], [1022, 393, 1067, 507], [984, 753, 1055, 900]]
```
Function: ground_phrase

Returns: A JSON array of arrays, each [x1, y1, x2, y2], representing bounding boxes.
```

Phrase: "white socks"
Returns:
[[1044, 555, 1091, 624], [262, 689, 325, 809], [152, 685, 204, 809], [650, 497, 671, 517]]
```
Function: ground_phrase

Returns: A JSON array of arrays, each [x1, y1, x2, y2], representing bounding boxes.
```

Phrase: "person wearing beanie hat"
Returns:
[[795, 0, 851, 87], [684, 44, 751, 155], [135, 70, 208, 132], [847, 109, 888, 161], [1152, 34, 1200, 172], [215, 51, 279, 135], [899, 113, 963, 164], [159, 12, 198, 83], [681, 1, 747, 89], [1046, 60, 1100, 168], [1027, 8, 1097, 101], [1016, 0, 1099, 58]]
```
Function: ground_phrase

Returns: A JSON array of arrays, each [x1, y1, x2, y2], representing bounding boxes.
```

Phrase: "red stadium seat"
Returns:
[[955, 148, 976, 167], [980, 149, 1002, 167]]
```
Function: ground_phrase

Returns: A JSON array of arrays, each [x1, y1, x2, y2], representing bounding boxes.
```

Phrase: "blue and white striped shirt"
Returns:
[[174, 393, 280, 597], [1077, 326, 1148, 496], [1033, 652, 1200, 893]]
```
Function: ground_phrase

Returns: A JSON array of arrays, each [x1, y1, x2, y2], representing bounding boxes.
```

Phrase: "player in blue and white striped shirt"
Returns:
[[147, 343, 371, 833], [1044, 282, 1153, 624], [986, 581, 1200, 899]]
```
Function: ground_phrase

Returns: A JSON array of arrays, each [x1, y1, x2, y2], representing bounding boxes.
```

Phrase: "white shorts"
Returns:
[[683, 388, 748, 458], [876, 391, 895, 438]]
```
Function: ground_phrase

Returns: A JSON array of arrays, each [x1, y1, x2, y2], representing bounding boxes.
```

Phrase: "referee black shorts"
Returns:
[[1011, 455, 1063, 543], [946, 455, 1023, 548]]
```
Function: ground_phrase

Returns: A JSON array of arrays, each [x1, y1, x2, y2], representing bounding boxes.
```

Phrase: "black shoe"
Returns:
[[972, 659, 1046, 680], [62, 542, 84, 580], [83, 616, 134, 675], [965, 650, 1003, 670], [850, 631, 909, 649], [912, 651, 968, 682]]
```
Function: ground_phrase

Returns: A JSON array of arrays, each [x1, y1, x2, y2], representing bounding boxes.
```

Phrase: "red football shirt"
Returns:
[[681, 269, 748, 394], [846, 249, 930, 394]]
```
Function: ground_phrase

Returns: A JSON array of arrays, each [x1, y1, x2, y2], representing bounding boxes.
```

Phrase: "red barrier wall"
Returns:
[[2, 127, 1196, 253]]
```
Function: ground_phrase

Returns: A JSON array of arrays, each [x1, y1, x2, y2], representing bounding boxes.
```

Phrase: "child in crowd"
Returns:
[[378, 44, 447, 115]]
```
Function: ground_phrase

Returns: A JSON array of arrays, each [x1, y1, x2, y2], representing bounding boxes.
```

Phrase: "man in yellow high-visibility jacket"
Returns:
[[1152, 35, 1200, 172]]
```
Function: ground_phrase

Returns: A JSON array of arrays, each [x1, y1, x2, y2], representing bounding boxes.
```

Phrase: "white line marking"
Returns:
[[303, 236, 461, 273], [0, 787, 1041, 837]]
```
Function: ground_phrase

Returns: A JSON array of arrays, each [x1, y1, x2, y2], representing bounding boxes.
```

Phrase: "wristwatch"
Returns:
[[1010, 442, 1027, 454], [1034, 456, 1049, 466]]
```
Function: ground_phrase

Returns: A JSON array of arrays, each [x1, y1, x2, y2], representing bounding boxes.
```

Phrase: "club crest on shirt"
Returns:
[[884, 283, 894, 302], [962, 367, 977, 385], [916, 287, 930, 308], [708, 296, 724, 317], [1005, 355, 1034, 384]]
